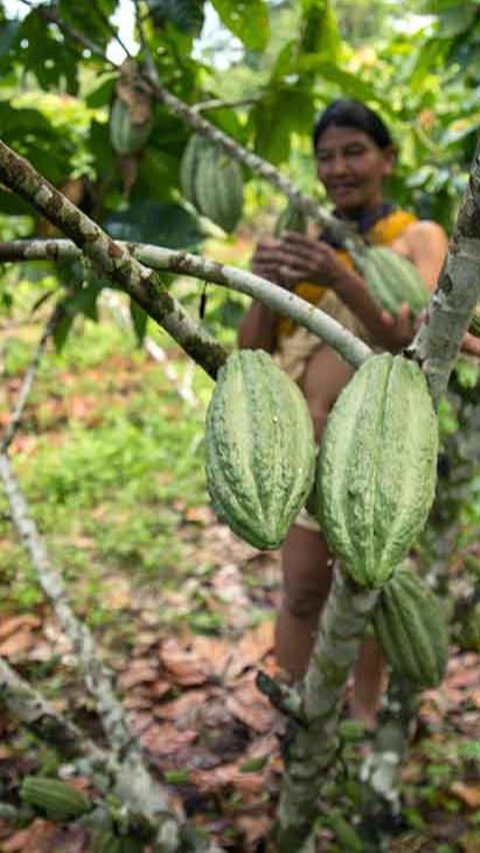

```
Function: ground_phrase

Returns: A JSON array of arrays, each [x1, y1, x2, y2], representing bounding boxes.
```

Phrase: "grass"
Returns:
[[0, 300, 220, 627]]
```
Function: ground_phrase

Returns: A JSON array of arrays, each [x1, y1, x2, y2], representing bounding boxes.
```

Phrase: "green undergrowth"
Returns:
[[0, 309, 222, 630]]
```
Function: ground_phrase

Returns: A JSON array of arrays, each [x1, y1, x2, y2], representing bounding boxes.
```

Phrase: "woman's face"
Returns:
[[315, 125, 395, 216]]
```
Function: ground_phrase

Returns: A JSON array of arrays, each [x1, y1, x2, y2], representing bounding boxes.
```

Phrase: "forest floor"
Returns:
[[0, 269, 479, 852]]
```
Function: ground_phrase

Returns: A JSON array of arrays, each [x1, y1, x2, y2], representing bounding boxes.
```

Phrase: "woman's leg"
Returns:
[[275, 524, 333, 680]]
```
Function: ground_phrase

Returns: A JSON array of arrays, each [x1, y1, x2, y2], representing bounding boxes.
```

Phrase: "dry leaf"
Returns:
[[226, 675, 278, 734], [159, 639, 210, 686], [140, 722, 197, 757], [155, 689, 209, 724], [0, 615, 41, 642], [116, 658, 159, 692], [224, 620, 274, 683], [2, 819, 57, 852], [451, 781, 480, 809], [0, 629, 35, 658]]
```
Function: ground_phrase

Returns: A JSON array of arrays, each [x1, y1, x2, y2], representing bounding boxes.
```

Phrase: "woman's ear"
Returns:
[[382, 145, 397, 177]]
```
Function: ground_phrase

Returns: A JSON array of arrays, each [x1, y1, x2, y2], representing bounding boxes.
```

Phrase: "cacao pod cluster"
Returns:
[[180, 134, 244, 233], [205, 349, 447, 688]]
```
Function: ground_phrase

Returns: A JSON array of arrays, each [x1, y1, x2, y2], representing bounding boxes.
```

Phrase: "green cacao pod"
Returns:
[[274, 201, 307, 237], [109, 98, 153, 155], [314, 353, 438, 588], [21, 776, 91, 820], [372, 566, 448, 687], [180, 135, 244, 233], [180, 133, 209, 209], [205, 349, 316, 549], [351, 245, 430, 315]]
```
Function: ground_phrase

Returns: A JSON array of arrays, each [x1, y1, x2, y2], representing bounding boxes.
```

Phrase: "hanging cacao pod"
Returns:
[[179, 134, 244, 233], [314, 353, 439, 587], [109, 98, 153, 156], [274, 201, 308, 237], [372, 566, 448, 688], [205, 349, 316, 549]]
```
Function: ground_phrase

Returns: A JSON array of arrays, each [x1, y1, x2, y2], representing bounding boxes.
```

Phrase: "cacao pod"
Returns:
[[350, 245, 430, 315], [21, 776, 91, 820], [314, 353, 438, 587], [180, 133, 209, 209], [180, 135, 244, 233], [274, 201, 307, 237], [109, 98, 153, 156], [205, 349, 316, 549], [372, 566, 448, 687]]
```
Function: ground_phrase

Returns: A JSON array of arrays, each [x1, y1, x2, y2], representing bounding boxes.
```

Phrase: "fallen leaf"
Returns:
[[0, 615, 41, 642], [2, 819, 57, 852], [451, 782, 480, 810], [159, 639, 210, 686], [226, 675, 278, 734], [224, 621, 274, 683], [117, 660, 159, 692], [0, 629, 35, 658], [140, 722, 197, 757], [155, 689, 209, 725]]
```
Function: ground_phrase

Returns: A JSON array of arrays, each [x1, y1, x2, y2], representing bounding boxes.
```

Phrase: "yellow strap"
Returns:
[[276, 209, 418, 340]]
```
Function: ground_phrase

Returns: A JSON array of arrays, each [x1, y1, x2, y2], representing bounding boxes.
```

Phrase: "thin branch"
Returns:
[[0, 140, 226, 379], [192, 96, 260, 113], [408, 138, 480, 402], [0, 239, 373, 369], [1, 304, 62, 454], [92, 0, 133, 60], [0, 453, 181, 847]]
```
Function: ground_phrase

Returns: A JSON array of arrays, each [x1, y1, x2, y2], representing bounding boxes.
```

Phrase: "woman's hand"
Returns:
[[277, 231, 347, 289], [251, 238, 292, 289]]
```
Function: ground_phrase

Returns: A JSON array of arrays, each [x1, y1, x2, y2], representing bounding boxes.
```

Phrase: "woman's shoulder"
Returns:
[[400, 219, 448, 253]]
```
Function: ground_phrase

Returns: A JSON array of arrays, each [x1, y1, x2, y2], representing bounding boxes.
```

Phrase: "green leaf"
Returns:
[[299, 0, 340, 62], [105, 201, 204, 249], [146, 0, 205, 35], [53, 312, 75, 353], [210, 0, 269, 51], [129, 299, 148, 344]]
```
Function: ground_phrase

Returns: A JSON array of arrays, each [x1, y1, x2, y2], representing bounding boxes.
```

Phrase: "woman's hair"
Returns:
[[312, 99, 393, 152]]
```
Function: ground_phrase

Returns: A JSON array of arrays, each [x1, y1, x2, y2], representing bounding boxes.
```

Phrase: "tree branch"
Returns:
[[408, 139, 480, 401], [0, 239, 373, 369], [0, 453, 181, 847], [0, 140, 226, 379], [1, 304, 62, 454]]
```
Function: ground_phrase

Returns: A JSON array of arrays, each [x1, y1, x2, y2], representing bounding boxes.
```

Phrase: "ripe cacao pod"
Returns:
[[372, 566, 448, 687], [109, 98, 153, 155], [350, 245, 430, 315], [274, 201, 307, 236], [205, 349, 316, 549], [314, 353, 438, 587], [21, 776, 91, 819], [180, 134, 244, 233]]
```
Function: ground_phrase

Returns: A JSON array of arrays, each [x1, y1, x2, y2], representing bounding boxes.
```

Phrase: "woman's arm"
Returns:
[[238, 237, 291, 352]]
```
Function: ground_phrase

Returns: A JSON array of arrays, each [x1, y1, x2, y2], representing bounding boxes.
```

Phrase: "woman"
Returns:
[[238, 99, 449, 728]]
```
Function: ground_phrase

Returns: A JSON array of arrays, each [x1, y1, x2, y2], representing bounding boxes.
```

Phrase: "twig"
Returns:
[[92, 0, 133, 60], [0, 140, 226, 379], [1, 304, 62, 454], [0, 453, 181, 847], [0, 239, 373, 369], [192, 96, 261, 113]]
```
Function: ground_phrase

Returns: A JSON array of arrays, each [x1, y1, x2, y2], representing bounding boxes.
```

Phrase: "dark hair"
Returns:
[[312, 99, 393, 152]]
